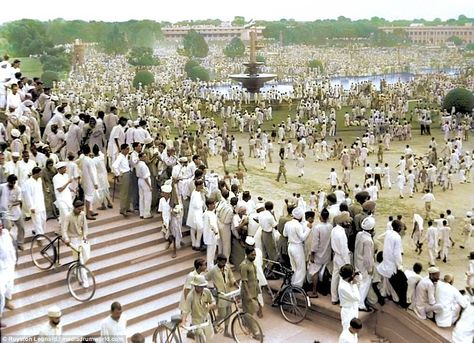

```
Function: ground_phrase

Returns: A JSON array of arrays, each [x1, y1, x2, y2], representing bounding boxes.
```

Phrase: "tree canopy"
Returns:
[[127, 47, 160, 67], [224, 37, 245, 58], [181, 30, 209, 58], [442, 88, 474, 114]]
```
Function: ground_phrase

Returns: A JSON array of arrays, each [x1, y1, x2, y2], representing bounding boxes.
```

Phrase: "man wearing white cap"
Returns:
[[65, 116, 82, 157], [53, 162, 74, 230], [283, 207, 311, 287], [38, 306, 62, 338], [331, 212, 352, 304], [414, 266, 443, 320], [107, 117, 127, 167], [9, 129, 22, 154], [181, 275, 215, 343], [354, 216, 375, 311], [22, 167, 46, 236], [4, 151, 19, 178]]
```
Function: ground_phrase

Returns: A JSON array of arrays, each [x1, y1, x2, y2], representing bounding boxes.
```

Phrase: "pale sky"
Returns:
[[0, 0, 472, 24]]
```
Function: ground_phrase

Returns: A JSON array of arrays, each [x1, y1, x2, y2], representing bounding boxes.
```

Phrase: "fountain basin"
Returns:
[[228, 73, 277, 93]]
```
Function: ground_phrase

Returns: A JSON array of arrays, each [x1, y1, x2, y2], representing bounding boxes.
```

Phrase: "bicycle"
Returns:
[[30, 233, 96, 302], [262, 258, 311, 324], [152, 288, 263, 343]]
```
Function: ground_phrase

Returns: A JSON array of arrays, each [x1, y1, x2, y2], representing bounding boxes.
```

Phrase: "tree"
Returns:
[[40, 53, 71, 74], [182, 30, 208, 58], [127, 47, 160, 67], [2, 19, 53, 56], [41, 71, 59, 88], [447, 35, 464, 46], [308, 59, 324, 72], [224, 37, 245, 58], [102, 25, 128, 55], [132, 70, 154, 89], [187, 65, 210, 81], [442, 88, 474, 114], [256, 55, 266, 63], [232, 16, 246, 26], [466, 43, 474, 51]]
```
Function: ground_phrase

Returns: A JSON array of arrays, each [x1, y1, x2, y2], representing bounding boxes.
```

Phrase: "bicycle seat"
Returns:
[[171, 314, 182, 324]]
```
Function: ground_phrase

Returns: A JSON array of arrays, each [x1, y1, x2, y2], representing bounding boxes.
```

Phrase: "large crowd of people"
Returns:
[[0, 41, 473, 343]]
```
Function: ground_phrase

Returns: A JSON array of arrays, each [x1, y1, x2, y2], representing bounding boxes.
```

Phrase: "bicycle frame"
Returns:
[[42, 234, 81, 269], [212, 293, 243, 328]]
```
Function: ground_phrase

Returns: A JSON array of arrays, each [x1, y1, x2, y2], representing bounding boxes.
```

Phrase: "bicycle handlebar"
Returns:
[[182, 321, 211, 332], [218, 288, 241, 300]]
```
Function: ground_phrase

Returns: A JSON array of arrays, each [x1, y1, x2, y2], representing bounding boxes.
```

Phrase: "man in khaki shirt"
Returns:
[[240, 247, 262, 339], [61, 200, 89, 287], [206, 254, 238, 337], [181, 275, 216, 343]]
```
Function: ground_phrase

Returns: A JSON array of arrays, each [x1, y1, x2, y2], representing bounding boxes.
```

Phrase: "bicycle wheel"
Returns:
[[30, 234, 56, 270], [152, 323, 180, 343], [231, 313, 263, 343], [279, 286, 308, 324], [67, 263, 96, 302]]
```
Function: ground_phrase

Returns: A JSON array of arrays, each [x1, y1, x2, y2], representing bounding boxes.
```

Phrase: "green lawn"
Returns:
[[17, 57, 43, 78]]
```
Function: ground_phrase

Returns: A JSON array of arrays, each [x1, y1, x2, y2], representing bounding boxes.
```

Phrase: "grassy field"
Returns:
[[16, 57, 43, 78]]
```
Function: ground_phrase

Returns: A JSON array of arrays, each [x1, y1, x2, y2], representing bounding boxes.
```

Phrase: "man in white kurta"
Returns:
[[80, 146, 99, 220], [0, 175, 25, 249], [22, 167, 46, 235], [107, 119, 126, 166], [451, 296, 474, 343], [307, 208, 332, 298], [338, 264, 361, 329], [0, 226, 16, 318], [377, 221, 403, 299], [435, 274, 469, 327], [53, 162, 74, 232], [215, 191, 234, 260], [187, 180, 205, 250], [135, 153, 152, 219], [17, 150, 37, 218], [354, 216, 375, 310], [203, 199, 219, 269], [283, 207, 310, 287], [331, 212, 352, 303], [414, 267, 443, 320], [101, 302, 127, 343]]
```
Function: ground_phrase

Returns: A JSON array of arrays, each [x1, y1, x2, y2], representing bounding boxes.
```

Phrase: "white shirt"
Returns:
[[100, 316, 127, 343], [135, 160, 150, 181], [404, 269, 422, 304], [329, 171, 338, 185], [331, 224, 350, 266], [158, 197, 171, 228], [435, 281, 469, 327], [38, 323, 63, 339], [53, 173, 73, 209], [203, 210, 219, 245], [257, 210, 277, 233], [112, 153, 130, 176], [283, 219, 310, 244], [0, 183, 22, 221]]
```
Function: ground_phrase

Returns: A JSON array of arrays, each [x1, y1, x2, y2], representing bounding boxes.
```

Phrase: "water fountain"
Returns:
[[229, 28, 277, 94]]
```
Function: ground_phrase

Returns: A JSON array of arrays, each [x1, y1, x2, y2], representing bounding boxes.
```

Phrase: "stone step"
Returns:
[[16, 231, 163, 284], [17, 215, 159, 262], [4, 258, 193, 336], [73, 292, 182, 338], [13, 233, 194, 298], [17, 221, 162, 272]]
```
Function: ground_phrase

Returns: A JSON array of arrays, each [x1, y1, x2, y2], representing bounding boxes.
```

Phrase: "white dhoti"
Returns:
[[206, 243, 217, 270], [31, 210, 46, 235], [288, 243, 306, 287]]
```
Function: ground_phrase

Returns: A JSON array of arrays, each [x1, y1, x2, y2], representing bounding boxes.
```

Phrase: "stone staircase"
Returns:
[[2, 209, 203, 340]]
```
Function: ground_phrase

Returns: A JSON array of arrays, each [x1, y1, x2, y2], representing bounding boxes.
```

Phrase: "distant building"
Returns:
[[162, 24, 265, 41], [379, 23, 474, 44]]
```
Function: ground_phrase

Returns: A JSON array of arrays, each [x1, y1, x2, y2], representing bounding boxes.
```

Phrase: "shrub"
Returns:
[[442, 88, 474, 114], [132, 70, 154, 89], [187, 66, 210, 82]]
